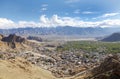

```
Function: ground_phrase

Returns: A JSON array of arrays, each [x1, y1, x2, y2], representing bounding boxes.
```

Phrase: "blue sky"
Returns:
[[0, 0, 120, 29]]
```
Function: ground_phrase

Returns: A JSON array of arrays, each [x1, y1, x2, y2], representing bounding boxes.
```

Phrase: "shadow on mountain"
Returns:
[[101, 33, 120, 42]]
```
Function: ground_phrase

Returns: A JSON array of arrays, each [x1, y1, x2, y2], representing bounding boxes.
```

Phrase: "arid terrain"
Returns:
[[0, 58, 55, 79], [0, 34, 120, 79]]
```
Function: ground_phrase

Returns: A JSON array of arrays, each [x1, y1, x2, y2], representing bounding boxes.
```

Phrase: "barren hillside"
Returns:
[[0, 58, 55, 79]]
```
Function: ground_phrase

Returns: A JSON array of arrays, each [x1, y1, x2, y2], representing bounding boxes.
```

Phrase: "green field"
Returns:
[[57, 41, 120, 53]]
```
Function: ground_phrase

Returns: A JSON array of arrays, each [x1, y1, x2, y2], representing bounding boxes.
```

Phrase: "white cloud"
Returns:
[[0, 18, 16, 29], [40, 4, 48, 12], [93, 13, 120, 19], [40, 15, 49, 23], [65, 0, 80, 3], [73, 10, 95, 14], [101, 13, 119, 18], [93, 12, 120, 20], [18, 21, 38, 28], [82, 11, 94, 14], [41, 7, 47, 11], [30, 15, 120, 28], [0, 15, 120, 29], [100, 19, 120, 27]]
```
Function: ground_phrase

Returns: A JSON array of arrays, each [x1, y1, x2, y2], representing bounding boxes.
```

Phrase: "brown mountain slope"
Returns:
[[0, 58, 55, 79]]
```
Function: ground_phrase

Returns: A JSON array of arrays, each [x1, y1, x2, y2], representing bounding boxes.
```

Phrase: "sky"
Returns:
[[0, 0, 120, 29]]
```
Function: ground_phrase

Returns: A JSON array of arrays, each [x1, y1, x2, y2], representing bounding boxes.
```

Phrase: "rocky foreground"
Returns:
[[0, 53, 119, 79], [90, 54, 120, 79], [0, 57, 55, 79], [0, 34, 119, 79]]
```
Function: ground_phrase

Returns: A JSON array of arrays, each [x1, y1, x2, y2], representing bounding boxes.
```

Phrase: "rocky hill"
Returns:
[[0, 34, 33, 53], [2, 34, 26, 43], [101, 32, 120, 42], [27, 36, 42, 42], [90, 54, 120, 79], [1, 34, 26, 49]]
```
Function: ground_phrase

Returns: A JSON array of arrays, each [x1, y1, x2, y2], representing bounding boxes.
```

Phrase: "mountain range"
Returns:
[[0, 26, 120, 37]]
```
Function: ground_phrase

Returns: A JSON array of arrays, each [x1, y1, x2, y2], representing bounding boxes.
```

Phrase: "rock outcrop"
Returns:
[[89, 54, 120, 79], [1, 34, 26, 48], [27, 36, 42, 42], [2, 34, 25, 43]]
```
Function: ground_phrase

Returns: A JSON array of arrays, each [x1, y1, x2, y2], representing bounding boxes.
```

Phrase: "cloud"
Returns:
[[73, 10, 95, 14], [39, 14, 83, 27], [40, 4, 48, 12], [65, 0, 80, 3], [101, 13, 119, 18], [20, 15, 120, 28], [100, 19, 120, 27], [93, 12, 120, 20], [0, 15, 120, 29], [0, 18, 16, 29], [41, 8, 47, 11], [82, 11, 94, 14], [18, 21, 38, 28], [93, 13, 120, 19]]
